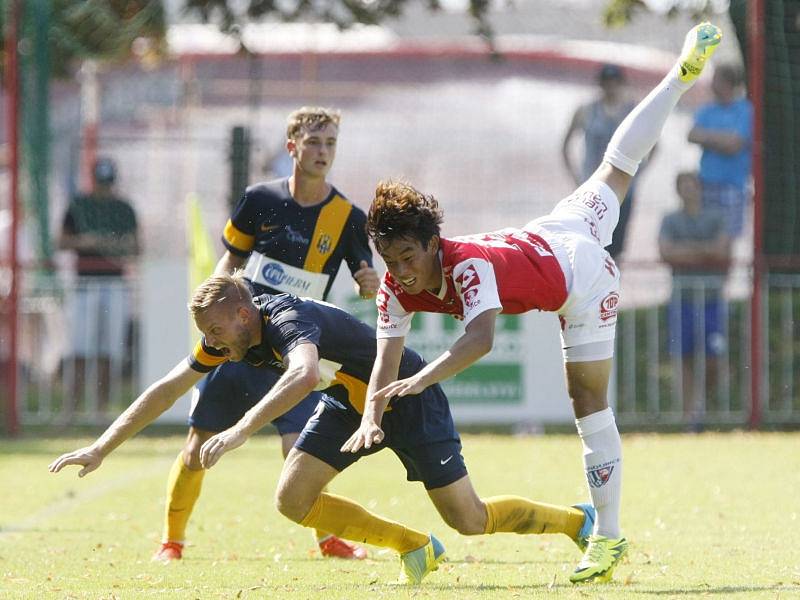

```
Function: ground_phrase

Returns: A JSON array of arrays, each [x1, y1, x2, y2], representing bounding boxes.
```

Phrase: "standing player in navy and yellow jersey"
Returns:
[[51, 271, 596, 586], [154, 107, 380, 561]]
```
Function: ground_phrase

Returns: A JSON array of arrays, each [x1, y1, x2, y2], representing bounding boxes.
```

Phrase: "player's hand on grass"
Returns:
[[353, 260, 380, 299], [199, 427, 248, 468], [340, 420, 384, 453], [48, 446, 104, 478]]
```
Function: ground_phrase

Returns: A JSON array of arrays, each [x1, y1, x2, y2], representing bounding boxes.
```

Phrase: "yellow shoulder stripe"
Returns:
[[303, 195, 352, 273], [223, 219, 255, 252], [193, 340, 227, 369]]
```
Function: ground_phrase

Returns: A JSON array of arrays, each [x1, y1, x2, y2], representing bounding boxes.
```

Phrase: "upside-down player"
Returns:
[[154, 107, 379, 561], [346, 23, 723, 584]]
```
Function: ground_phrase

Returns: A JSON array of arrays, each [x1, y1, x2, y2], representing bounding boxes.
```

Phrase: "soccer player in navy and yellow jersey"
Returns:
[[155, 107, 380, 561], [50, 271, 595, 585]]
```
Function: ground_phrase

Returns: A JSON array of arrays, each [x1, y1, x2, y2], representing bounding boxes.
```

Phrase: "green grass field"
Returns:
[[2, 432, 799, 599]]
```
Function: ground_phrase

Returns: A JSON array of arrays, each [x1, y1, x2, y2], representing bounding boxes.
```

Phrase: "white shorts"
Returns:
[[524, 180, 621, 361], [67, 277, 131, 360]]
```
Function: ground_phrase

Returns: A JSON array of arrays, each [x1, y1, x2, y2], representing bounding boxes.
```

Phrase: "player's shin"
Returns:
[[482, 495, 586, 539], [575, 408, 622, 538], [163, 453, 206, 543], [300, 492, 429, 554]]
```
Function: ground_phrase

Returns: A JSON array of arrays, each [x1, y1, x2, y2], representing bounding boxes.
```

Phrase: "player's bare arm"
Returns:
[[48, 361, 203, 477], [199, 343, 321, 469], [341, 336, 405, 453], [376, 308, 500, 402], [353, 259, 380, 299], [213, 250, 247, 276]]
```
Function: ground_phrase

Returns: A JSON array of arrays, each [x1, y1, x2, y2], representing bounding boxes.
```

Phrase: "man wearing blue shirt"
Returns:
[[688, 64, 753, 237]]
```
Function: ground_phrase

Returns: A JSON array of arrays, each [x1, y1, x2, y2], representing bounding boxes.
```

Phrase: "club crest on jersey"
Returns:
[[599, 292, 619, 322], [463, 287, 480, 308], [316, 233, 332, 255], [587, 464, 615, 488]]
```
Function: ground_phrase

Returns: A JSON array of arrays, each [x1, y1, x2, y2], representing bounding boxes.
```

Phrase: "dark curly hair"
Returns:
[[367, 180, 444, 251]]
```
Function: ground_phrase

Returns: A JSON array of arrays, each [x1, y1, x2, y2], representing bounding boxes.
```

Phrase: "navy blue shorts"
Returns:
[[188, 361, 323, 435], [296, 382, 467, 490]]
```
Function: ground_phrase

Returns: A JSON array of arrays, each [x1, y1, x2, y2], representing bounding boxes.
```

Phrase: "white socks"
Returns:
[[575, 407, 622, 538], [603, 71, 694, 177]]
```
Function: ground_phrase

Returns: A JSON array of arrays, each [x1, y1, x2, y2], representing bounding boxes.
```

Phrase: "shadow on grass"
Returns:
[[627, 585, 797, 595]]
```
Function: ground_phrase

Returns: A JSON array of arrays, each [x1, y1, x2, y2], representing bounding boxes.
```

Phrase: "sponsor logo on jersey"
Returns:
[[376, 289, 390, 324], [261, 262, 313, 293], [285, 226, 310, 245], [599, 291, 619, 322], [316, 233, 332, 255], [587, 463, 615, 488], [575, 191, 608, 221], [456, 264, 482, 308]]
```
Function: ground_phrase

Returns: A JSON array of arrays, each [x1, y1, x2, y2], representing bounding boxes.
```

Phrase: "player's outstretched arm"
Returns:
[[341, 337, 404, 453], [48, 361, 203, 477], [375, 308, 501, 402], [199, 343, 320, 468]]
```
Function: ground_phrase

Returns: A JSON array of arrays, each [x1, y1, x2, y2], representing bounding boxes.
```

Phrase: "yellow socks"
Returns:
[[483, 495, 585, 540], [300, 492, 428, 554], [162, 453, 205, 542]]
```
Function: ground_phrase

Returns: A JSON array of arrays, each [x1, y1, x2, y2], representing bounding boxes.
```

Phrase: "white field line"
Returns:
[[0, 457, 174, 537]]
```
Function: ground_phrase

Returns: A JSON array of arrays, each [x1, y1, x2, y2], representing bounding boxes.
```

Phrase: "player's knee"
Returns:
[[274, 485, 311, 523], [568, 387, 607, 416], [183, 428, 212, 470], [440, 508, 484, 536]]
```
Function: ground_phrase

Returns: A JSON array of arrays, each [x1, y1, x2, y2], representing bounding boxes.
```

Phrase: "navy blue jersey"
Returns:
[[188, 294, 425, 413], [223, 178, 372, 300]]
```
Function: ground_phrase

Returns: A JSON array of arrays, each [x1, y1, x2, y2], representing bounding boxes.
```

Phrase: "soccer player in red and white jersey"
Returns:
[[344, 23, 723, 584]]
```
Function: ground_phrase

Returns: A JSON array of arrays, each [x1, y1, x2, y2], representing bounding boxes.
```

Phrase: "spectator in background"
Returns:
[[659, 172, 731, 429], [688, 63, 753, 237], [562, 64, 651, 259], [59, 157, 139, 414]]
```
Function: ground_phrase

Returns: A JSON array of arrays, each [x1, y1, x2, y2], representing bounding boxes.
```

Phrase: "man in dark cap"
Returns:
[[59, 156, 140, 414]]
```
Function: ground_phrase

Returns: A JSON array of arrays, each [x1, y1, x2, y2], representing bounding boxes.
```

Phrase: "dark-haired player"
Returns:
[[350, 23, 722, 583]]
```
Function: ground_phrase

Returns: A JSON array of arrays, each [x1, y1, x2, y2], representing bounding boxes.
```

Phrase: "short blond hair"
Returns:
[[188, 270, 252, 320], [286, 107, 341, 140]]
